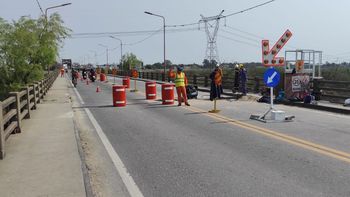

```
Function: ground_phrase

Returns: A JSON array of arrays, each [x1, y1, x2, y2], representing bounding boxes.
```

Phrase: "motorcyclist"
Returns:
[[89, 68, 96, 82], [82, 68, 87, 79], [71, 69, 78, 87]]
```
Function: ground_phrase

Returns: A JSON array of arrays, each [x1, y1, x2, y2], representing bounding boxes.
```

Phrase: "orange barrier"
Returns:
[[123, 77, 130, 89], [112, 85, 126, 107], [161, 83, 174, 105], [100, 74, 106, 82], [145, 81, 157, 100]]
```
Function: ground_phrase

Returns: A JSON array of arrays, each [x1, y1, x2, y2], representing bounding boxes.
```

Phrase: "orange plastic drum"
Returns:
[[145, 81, 157, 100], [100, 73, 106, 82], [123, 77, 130, 89], [112, 85, 126, 107], [161, 83, 174, 105]]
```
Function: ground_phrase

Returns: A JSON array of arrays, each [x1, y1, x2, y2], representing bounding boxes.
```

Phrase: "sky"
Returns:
[[1, 0, 350, 65]]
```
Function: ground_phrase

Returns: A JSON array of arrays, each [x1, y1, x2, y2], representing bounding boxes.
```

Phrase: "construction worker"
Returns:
[[209, 65, 223, 100], [174, 65, 190, 106], [60, 68, 65, 77], [233, 64, 240, 93], [239, 64, 247, 95]]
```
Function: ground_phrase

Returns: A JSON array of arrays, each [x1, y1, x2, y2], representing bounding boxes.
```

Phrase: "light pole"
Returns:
[[109, 36, 123, 70], [89, 50, 98, 66], [43, 2, 71, 74], [98, 44, 109, 67], [45, 3, 72, 20], [144, 11, 166, 77]]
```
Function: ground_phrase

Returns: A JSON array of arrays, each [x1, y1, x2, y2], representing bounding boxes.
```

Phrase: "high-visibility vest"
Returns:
[[174, 72, 185, 87]]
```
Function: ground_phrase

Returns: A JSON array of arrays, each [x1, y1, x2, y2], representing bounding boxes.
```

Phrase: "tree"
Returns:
[[121, 53, 142, 71], [0, 14, 70, 99]]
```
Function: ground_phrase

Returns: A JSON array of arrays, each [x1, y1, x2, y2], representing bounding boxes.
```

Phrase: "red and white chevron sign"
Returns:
[[262, 29, 292, 66]]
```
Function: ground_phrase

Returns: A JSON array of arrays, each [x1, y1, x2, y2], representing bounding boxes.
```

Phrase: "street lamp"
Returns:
[[109, 36, 123, 70], [45, 3, 72, 21], [144, 11, 166, 78], [43, 2, 71, 74], [98, 44, 109, 67]]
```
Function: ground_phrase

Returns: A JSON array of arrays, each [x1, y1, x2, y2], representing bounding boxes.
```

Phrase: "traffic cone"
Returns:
[[86, 80, 89, 85], [96, 86, 100, 92]]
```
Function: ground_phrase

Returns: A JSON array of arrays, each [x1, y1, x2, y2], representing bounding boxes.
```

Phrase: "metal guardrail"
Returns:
[[116, 70, 349, 103], [0, 70, 59, 160], [116, 70, 265, 94]]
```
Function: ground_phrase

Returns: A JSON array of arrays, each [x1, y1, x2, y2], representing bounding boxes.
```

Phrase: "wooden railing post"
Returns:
[[31, 84, 37, 109], [0, 101, 5, 159], [25, 86, 31, 119], [193, 75, 197, 85], [254, 77, 260, 93], [41, 80, 45, 98], [204, 76, 209, 87], [9, 92, 22, 133]]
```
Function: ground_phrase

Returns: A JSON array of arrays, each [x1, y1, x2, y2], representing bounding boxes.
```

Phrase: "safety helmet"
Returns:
[[239, 64, 244, 68], [177, 65, 184, 71]]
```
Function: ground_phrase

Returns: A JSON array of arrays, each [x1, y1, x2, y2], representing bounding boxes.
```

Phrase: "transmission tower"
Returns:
[[200, 10, 224, 66]]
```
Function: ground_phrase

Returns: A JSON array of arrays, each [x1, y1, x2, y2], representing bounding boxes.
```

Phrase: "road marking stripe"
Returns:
[[98, 79, 350, 164], [186, 106, 350, 164], [71, 79, 144, 197]]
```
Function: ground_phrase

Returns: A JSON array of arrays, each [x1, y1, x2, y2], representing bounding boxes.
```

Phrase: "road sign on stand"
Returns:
[[250, 29, 295, 123], [264, 68, 281, 88]]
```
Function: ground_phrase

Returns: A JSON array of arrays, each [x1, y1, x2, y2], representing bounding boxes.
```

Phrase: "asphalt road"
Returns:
[[73, 76, 350, 197]]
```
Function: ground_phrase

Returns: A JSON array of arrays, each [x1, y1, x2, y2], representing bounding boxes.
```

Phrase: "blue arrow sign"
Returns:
[[264, 68, 280, 87]]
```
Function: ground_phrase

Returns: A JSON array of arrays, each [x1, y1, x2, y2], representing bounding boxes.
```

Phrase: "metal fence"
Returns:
[[116, 70, 265, 94], [0, 71, 58, 159], [116, 70, 349, 103]]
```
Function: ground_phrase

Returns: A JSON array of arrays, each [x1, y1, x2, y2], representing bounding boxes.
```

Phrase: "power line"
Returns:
[[217, 34, 260, 48], [222, 0, 276, 18], [125, 28, 162, 46], [166, 0, 276, 28]]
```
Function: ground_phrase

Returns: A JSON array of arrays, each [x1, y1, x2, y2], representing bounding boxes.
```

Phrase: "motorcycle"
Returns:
[[89, 73, 96, 82], [72, 78, 77, 87], [82, 71, 87, 80]]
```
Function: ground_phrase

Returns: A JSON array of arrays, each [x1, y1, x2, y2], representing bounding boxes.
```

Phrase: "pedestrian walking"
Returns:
[[174, 65, 190, 106], [60, 68, 65, 77]]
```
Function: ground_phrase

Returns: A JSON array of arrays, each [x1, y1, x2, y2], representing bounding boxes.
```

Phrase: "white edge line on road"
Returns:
[[70, 77, 143, 197]]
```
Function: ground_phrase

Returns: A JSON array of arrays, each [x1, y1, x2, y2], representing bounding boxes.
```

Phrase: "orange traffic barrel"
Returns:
[[161, 83, 174, 105], [112, 85, 126, 107], [145, 81, 157, 100], [100, 73, 106, 82], [123, 77, 130, 89]]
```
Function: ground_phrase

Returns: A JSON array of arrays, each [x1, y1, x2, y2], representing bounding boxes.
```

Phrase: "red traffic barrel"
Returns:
[[161, 83, 174, 105], [145, 81, 157, 100], [100, 73, 106, 82], [123, 77, 130, 89], [112, 85, 126, 107]]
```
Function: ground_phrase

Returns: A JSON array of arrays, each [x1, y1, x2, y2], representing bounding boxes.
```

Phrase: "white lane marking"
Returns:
[[72, 78, 144, 197], [67, 76, 85, 105]]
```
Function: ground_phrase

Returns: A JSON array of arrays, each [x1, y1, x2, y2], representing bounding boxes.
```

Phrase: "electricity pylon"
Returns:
[[200, 10, 224, 66]]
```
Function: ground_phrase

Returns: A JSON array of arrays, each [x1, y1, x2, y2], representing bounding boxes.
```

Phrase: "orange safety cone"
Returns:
[[96, 86, 100, 92], [86, 80, 89, 85]]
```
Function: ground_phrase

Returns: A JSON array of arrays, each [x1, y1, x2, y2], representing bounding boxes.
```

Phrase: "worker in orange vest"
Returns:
[[174, 65, 190, 106], [60, 68, 65, 77]]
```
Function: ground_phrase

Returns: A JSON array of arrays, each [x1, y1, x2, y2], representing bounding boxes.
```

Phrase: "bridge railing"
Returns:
[[0, 70, 58, 159], [115, 70, 349, 103], [115, 70, 265, 94], [312, 79, 350, 104]]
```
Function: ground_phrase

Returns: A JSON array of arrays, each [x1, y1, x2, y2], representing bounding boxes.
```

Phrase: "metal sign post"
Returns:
[[250, 30, 295, 123]]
